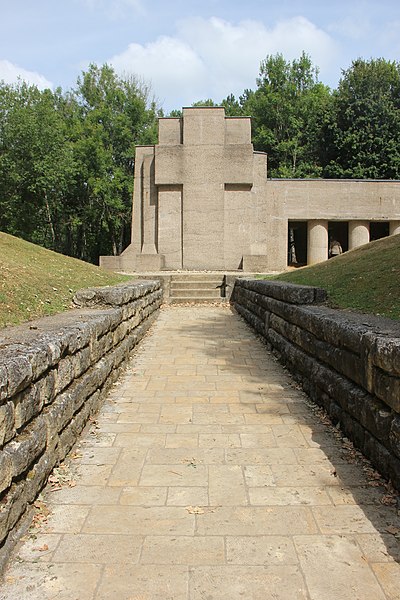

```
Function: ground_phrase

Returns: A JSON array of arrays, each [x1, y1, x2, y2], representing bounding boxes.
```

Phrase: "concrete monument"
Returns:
[[100, 107, 400, 272]]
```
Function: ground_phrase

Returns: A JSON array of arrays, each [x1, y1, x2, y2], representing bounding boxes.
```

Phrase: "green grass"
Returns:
[[268, 234, 400, 320], [0, 232, 131, 328]]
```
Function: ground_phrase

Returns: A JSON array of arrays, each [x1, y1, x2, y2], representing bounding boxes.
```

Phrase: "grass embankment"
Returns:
[[270, 234, 400, 320], [0, 232, 131, 328]]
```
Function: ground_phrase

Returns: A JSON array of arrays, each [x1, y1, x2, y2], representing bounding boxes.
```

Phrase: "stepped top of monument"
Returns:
[[158, 106, 252, 147]]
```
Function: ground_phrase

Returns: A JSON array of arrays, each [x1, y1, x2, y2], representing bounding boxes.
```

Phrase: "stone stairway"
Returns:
[[168, 273, 228, 304]]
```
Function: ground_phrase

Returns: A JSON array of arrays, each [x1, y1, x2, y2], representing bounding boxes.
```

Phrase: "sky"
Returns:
[[1, 0, 400, 111]]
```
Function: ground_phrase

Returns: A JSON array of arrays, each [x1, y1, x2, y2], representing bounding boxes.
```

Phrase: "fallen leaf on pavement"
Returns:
[[185, 506, 205, 514]]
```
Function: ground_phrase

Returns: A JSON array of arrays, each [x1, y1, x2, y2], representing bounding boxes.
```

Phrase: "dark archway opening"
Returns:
[[288, 221, 307, 266], [328, 222, 348, 257], [370, 221, 390, 241]]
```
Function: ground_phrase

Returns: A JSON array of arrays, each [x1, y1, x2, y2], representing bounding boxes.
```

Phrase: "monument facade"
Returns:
[[100, 107, 400, 272]]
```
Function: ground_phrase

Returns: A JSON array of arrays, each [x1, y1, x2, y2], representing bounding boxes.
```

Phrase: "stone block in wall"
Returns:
[[390, 416, 400, 459], [3, 416, 47, 479], [0, 402, 15, 446], [61, 323, 93, 355], [364, 430, 400, 488], [269, 313, 365, 387], [113, 321, 129, 347], [0, 481, 27, 545], [59, 390, 103, 456], [361, 397, 393, 449], [13, 384, 44, 430], [238, 279, 327, 305], [73, 280, 160, 308], [340, 410, 366, 450], [0, 453, 13, 494], [0, 364, 8, 402], [372, 367, 400, 412], [90, 332, 114, 364], [55, 356, 75, 396], [236, 304, 265, 337], [1, 352, 33, 399], [25, 440, 60, 505], [71, 347, 91, 380], [369, 335, 400, 376], [44, 391, 78, 439]]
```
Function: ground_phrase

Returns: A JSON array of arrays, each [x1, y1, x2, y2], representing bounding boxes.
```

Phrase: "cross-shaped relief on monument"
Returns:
[[154, 107, 256, 270]]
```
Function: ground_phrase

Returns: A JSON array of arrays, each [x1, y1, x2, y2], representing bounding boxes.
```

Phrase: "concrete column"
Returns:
[[389, 221, 400, 236], [141, 155, 157, 254], [349, 221, 370, 250], [307, 220, 328, 265]]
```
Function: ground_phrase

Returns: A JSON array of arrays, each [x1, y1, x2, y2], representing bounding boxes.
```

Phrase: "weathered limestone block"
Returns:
[[3, 416, 47, 478], [238, 279, 327, 305], [364, 430, 400, 487], [73, 280, 160, 307], [113, 320, 129, 346], [1, 352, 33, 398], [372, 367, 400, 412], [0, 364, 8, 402], [390, 416, 400, 459], [58, 390, 102, 457], [0, 481, 27, 545], [25, 443, 60, 504], [13, 384, 44, 430], [0, 403, 15, 446], [71, 347, 91, 379], [13, 371, 58, 430], [43, 390, 78, 439], [60, 323, 93, 355], [269, 313, 365, 387], [0, 453, 13, 494], [361, 397, 393, 447], [235, 304, 265, 336], [91, 332, 114, 364], [55, 355, 75, 396]]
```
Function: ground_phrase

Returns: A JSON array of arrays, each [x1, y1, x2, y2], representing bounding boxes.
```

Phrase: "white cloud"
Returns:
[[108, 16, 337, 110], [110, 36, 207, 105], [0, 60, 53, 89]]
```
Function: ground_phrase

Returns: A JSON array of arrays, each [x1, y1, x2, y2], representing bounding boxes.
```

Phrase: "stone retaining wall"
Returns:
[[0, 280, 162, 560], [231, 279, 400, 489]]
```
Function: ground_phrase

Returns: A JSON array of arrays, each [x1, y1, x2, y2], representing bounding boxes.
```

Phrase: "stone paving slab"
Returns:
[[1, 305, 400, 600]]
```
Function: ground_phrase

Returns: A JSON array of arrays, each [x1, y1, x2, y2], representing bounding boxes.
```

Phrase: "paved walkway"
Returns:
[[1, 306, 400, 599]]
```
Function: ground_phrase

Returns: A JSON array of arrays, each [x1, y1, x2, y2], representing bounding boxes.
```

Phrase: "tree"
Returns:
[[0, 82, 77, 250], [0, 65, 160, 263], [221, 93, 246, 116], [243, 52, 332, 177], [322, 58, 400, 179], [69, 63, 160, 262]]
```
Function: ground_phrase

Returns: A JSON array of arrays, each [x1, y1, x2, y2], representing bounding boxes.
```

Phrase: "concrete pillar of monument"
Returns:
[[348, 221, 370, 249], [307, 220, 328, 264], [141, 155, 157, 254], [389, 220, 400, 236]]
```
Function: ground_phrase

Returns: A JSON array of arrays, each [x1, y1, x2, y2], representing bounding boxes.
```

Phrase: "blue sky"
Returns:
[[1, 0, 400, 111]]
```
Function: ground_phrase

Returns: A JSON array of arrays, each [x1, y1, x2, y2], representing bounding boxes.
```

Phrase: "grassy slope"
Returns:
[[270, 234, 400, 320], [0, 232, 130, 328]]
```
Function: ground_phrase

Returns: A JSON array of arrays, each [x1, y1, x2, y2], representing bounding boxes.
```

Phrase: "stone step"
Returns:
[[168, 296, 227, 304], [170, 282, 222, 291], [169, 288, 222, 298], [170, 274, 226, 282]]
